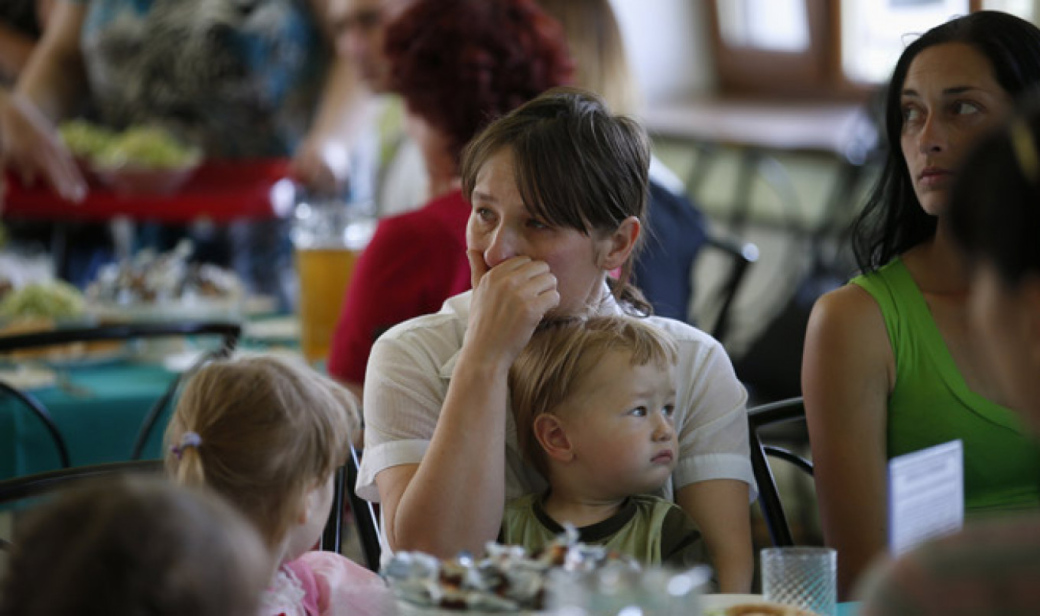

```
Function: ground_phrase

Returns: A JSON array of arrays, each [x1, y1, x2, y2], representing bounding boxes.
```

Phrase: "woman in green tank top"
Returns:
[[802, 11, 1040, 599]]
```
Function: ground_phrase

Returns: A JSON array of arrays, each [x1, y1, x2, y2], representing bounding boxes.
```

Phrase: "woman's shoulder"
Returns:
[[372, 292, 471, 355]]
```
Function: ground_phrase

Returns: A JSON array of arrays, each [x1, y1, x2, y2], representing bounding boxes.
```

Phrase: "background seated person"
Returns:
[[0, 475, 270, 616], [326, 0, 572, 399]]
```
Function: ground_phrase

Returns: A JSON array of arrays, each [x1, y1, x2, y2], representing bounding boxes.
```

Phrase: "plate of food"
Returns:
[[60, 120, 202, 195], [700, 594, 820, 616], [85, 240, 246, 322], [384, 526, 711, 614]]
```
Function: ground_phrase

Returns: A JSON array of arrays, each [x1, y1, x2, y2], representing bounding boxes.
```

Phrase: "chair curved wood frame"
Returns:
[[748, 396, 814, 547], [0, 322, 241, 465]]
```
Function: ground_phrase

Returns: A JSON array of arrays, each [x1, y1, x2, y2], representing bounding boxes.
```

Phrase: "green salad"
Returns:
[[0, 281, 86, 320], [59, 120, 202, 170]]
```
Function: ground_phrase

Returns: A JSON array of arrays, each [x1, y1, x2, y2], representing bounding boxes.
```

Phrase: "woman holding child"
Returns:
[[358, 87, 755, 592]]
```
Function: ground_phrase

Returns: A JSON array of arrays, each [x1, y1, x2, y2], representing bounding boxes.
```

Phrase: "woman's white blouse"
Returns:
[[357, 288, 756, 560]]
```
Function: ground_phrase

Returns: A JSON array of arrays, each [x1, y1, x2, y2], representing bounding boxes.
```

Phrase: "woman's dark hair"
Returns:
[[461, 86, 652, 315], [949, 99, 1040, 286], [852, 10, 1040, 273], [384, 0, 573, 168]]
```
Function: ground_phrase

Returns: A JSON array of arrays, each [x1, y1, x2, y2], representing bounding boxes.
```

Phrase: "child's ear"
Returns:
[[298, 484, 324, 526], [533, 414, 574, 463]]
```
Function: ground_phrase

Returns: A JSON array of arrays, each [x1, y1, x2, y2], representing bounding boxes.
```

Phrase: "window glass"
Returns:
[[717, 0, 810, 52], [841, 0, 969, 84]]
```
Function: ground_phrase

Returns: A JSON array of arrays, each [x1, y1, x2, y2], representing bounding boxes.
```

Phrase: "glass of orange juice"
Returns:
[[292, 197, 375, 364]]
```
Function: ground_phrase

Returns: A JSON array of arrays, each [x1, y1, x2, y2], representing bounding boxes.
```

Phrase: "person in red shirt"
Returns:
[[326, 0, 572, 398]]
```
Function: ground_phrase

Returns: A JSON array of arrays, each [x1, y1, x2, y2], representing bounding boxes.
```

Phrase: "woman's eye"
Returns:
[[902, 105, 922, 125], [526, 218, 548, 230], [475, 207, 495, 222], [952, 101, 981, 116]]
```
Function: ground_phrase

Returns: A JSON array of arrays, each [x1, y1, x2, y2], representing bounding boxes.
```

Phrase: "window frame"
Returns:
[[706, 0, 988, 101]]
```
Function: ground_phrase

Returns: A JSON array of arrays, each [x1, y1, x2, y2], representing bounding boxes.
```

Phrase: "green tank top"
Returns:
[[852, 258, 1040, 514]]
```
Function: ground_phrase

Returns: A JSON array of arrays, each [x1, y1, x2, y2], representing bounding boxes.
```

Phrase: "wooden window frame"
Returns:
[[706, 0, 987, 101]]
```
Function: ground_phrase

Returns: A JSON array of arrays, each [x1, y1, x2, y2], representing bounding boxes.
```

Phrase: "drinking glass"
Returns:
[[292, 196, 374, 364], [760, 546, 837, 616]]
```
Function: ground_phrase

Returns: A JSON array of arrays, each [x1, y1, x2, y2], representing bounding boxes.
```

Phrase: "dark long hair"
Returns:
[[852, 10, 1040, 274], [949, 99, 1040, 286], [461, 87, 652, 315]]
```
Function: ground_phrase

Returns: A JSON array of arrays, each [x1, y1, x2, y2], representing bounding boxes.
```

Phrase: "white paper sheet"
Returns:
[[888, 439, 964, 556]]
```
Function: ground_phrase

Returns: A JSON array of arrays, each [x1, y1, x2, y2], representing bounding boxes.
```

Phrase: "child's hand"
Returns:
[[464, 250, 559, 366]]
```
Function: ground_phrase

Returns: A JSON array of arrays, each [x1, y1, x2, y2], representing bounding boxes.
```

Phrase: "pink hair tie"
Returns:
[[170, 431, 203, 460]]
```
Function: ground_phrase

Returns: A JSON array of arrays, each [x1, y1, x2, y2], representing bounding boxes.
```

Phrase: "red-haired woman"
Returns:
[[327, 0, 572, 399]]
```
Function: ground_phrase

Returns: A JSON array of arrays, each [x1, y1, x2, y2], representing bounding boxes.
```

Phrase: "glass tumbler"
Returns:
[[760, 547, 837, 616], [292, 196, 374, 364]]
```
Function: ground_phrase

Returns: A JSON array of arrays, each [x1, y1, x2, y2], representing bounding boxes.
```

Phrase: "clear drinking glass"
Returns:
[[760, 546, 837, 616], [291, 195, 374, 364]]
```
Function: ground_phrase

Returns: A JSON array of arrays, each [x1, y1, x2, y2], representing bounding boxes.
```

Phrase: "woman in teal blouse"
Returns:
[[802, 11, 1040, 599]]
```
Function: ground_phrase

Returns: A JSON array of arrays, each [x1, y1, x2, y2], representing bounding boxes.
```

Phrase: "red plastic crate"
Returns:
[[2, 158, 294, 224]]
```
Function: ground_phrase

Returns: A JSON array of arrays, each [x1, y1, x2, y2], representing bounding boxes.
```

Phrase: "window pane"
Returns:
[[981, 0, 1035, 20], [841, 0, 970, 84], [718, 0, 810, 52]]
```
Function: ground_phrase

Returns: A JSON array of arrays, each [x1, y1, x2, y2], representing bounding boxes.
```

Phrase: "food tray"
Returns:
[[2, 158, 293, 223]]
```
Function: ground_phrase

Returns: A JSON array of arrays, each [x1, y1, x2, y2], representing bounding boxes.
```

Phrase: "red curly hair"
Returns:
[[385, 0, 573, 167]]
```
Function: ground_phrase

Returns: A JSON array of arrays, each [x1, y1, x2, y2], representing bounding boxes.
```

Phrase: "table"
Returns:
[[0, 316, 300, 481], [642, 96, 878, 233], [0, 360, 177, 480]]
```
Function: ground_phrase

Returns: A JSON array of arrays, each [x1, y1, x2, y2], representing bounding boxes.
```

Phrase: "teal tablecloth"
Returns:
[[0, 361, 176, 479]]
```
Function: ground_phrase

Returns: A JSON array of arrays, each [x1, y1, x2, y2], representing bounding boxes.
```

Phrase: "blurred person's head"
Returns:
[[461, 87, 652, 316], [537, 0, 641, 116], [510, 316, 678, 496], [333, 0, 413, 91], [384, 0, 572, 179], [852, 11, 1040, 273], [0, 476, 269, 616], [165, 354, 357, 564], [948, 102, 1040, 422]]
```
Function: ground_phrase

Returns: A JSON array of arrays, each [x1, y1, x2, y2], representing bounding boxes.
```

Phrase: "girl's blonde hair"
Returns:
[[509, 316, 678, 477], [164, 354, 358, 547]]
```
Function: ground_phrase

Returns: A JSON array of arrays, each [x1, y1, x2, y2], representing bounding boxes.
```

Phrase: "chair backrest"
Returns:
[[344, 444, 382, 571], [748, 396, 814, 547], [701, 231, 760, 344], [0, 460, 164, 550], [0, 321, 241, 465]]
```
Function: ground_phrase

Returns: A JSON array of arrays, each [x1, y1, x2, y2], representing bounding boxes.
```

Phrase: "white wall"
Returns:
[[610, 0, 716, 106]]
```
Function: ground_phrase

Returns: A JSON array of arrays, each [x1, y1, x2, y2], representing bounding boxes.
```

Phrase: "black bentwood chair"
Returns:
[[748, 396, 815, 547]]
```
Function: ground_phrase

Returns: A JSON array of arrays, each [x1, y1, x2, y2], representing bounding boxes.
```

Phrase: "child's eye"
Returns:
[[526, 218, 548, 230], [475, 207, 495, 222], [629, 406, 648, 417], [662, 405, 675, 418]]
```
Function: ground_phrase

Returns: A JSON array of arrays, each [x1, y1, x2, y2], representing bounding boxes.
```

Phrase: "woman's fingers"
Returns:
[[467, 248, 490, 290]]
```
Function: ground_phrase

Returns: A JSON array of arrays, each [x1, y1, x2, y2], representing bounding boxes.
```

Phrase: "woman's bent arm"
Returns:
[[677, 479, 753, 593], [802, 284, 893, 599], [374, 256, 559, 557]]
